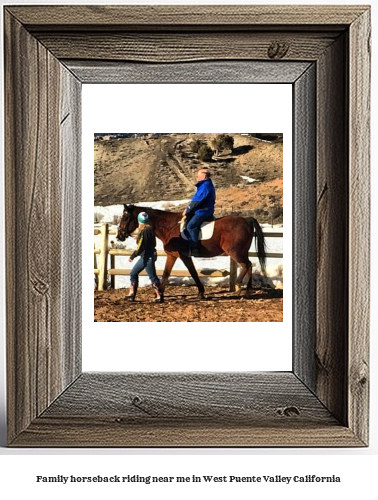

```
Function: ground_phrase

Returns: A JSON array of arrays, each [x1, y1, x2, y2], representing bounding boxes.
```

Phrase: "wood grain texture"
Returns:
[[42, 373, 334, 421], [4, 11, 81, 443], [66, 60, 312, 84], [11, 419, 363, 448], [316, 34, 349, 425], [4, 5, 370, 447], [37, 32, 339, 63], [11, 373, 363, 447], [60, 66, 82, 389], [293, 64, 317, 390], [348, 9, 371, 445], [5, 12, 59, 442], [7, 5, 368, 29]]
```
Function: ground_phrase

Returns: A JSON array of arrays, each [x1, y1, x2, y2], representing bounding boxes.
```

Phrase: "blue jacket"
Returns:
[[185, 178, 216, 217]]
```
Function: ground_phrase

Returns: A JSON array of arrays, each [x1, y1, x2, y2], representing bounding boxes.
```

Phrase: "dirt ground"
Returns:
[[94, 285, 283, 322]]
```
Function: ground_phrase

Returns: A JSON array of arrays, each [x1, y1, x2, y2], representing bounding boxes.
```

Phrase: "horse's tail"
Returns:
[[247, 218, 267, 276]]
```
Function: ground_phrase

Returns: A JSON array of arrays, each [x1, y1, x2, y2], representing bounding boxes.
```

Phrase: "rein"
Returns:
[[120, 206, 182, 243], [144, 210, 181, 241]]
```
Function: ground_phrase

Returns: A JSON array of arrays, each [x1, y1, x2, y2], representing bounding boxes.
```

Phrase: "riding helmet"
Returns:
[[137, 212, 149, 224]]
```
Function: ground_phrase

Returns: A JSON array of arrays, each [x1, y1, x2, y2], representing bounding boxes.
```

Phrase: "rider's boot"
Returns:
[[127, 281, 138, 301], [152, 282, 164, 303], [190, 242, 202, 258], [180, 237, 191, 257]]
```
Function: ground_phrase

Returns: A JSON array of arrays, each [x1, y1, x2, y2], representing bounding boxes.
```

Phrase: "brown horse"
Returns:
[[117, 204, 266, 298]]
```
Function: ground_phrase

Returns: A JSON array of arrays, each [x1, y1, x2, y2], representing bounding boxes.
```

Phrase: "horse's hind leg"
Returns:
[[227, 243, 253, 296], [233, 258, 253, 296], [235, 264, 246, 294], [245, 262, 254, 297]]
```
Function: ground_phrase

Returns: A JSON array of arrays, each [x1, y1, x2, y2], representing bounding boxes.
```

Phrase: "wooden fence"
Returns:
[[94, 223, 283, 291]]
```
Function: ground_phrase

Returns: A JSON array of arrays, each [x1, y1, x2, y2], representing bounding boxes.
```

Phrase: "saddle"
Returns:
[[179, 216, 215, 241]]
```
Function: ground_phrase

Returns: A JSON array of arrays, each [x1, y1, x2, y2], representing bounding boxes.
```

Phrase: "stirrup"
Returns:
[[180, 248, 191, 258], [190, 246, 201, 257]]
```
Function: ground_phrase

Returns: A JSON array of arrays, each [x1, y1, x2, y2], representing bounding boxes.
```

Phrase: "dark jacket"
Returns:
[[185, 178, 216, 217], [130, 225, 157, 259]]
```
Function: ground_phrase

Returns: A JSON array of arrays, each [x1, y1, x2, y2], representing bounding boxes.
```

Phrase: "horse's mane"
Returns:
[[128, 204, 182, 217], [126, 204, 182, 238]]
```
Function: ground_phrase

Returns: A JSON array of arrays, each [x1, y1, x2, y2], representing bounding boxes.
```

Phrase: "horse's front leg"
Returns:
[[160, 253, 177, 291], [180, 255, 205, 298]]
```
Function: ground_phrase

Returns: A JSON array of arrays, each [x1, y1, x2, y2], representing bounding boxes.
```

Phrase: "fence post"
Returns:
[[229, 258, 237, 292], [98, 223, 109, 291], [94, 244, 98, 289], [110, 240, 115, 289]]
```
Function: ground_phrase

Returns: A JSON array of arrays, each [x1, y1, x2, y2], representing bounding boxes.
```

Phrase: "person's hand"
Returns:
[[128, 257, 133, 262]]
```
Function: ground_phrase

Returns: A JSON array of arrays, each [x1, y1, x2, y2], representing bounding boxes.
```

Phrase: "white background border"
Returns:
[[0, 2, 376, 499], [84, 83, 292, 372]]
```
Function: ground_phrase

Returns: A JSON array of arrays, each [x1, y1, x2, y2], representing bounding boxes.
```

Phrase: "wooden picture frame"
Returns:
[[4, 5, 370, 447]]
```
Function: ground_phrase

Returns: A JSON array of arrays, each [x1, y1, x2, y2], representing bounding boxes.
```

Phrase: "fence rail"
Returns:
[[94, 223, 283, 291]]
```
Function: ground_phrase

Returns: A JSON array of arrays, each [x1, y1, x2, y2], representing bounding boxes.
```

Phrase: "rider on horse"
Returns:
[[182, 168, 216, 257]]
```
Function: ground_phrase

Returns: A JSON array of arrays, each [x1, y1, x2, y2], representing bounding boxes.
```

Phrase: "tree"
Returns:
[[190, 138, 205, 153], [211, 134, 234, 155], [197, 144, 214, 162]]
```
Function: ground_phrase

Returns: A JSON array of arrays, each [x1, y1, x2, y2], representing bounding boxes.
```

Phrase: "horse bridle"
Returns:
[[118, 212, 134, 239]]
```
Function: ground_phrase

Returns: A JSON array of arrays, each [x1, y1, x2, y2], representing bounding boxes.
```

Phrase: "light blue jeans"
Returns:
[[130, 253, 159, 285]]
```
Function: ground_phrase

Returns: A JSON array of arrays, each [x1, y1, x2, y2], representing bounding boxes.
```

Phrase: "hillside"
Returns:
[[94, 133, 283, 223]]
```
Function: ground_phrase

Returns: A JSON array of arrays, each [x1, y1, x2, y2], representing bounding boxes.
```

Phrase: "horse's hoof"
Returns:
[[152, 297, 164, 303], [199, 293, 206, 300], [235, 284, 242, 296]]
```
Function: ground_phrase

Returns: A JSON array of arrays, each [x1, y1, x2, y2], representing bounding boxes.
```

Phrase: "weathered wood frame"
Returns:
[[4, 5, 370, 447]]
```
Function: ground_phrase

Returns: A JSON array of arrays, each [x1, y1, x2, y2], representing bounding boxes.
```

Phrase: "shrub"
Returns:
[[268, 204, 283, 226], [190, 138, 205, 153], [211, 134, 234, 154], [197, 144, 214, 162]]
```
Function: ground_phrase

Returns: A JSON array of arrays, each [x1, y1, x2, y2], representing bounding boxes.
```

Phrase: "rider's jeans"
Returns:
[[186, 214, 211, 248]]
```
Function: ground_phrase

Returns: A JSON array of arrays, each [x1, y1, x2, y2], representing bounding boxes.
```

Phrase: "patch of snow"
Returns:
[[240, 175, 256, 183]]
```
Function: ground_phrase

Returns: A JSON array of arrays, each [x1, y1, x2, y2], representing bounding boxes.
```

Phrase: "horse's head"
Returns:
[[116, 204, 139, 241]]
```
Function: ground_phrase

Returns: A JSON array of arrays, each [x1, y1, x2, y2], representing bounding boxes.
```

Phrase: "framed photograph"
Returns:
[[5, 5, 370, 447], [88, 84, 290, 372]]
